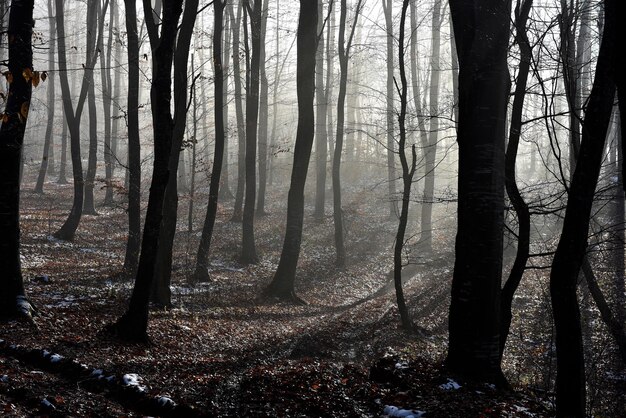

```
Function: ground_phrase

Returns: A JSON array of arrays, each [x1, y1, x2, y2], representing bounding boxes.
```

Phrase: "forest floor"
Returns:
[[1, 177, 625, 417]]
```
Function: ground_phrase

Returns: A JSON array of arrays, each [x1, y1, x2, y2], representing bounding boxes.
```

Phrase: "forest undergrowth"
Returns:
[[1, 179, 624, 417]]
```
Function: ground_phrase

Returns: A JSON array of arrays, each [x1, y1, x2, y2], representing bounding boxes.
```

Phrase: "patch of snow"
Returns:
[[0, 375, 8, 383], [123, 373, 146, 392], [50, 354, 64, 363], [42, 350, 51, 357], [383, 405, 426, 418], [105, 375, 116, 383], [395, 361, 409, 370], [439, 378, 461, 390], [90, 369, 104, 377], [156, 396, 176, 408]]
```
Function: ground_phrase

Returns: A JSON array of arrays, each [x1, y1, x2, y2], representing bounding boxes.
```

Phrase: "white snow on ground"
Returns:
[[122, 373, 146, 392], [50, 354, 64, 363], [90, 369, 103, 377], [156, 396, 176, 408], [383, 405, 426, 417], [0, 375, 8, 383], [41, 398, 55, 409], [439, 378, 461, 390]]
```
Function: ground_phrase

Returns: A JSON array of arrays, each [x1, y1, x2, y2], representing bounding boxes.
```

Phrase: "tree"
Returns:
[[0, 0, 35, 319], [122, 0, 142, 276], [194, 0, 227, 283], [417, 0, 442, 253], [382, 0, 396, 218], [54, 0, 108, 240], [314, 0, 330, 220], [500, 0, 533, 358], [550, 0, 619, 413], [446, 0, 512, 384], [393, 0, 416, 331], [332, 0, 363, 267], [240, 0, 262, 264], [256, 0, 270, 216], [230, 1, 246, 222], [264, 0, 318, 302], [150, 0, 199, 308], [109, 0, 184, 342], [34, 0, 57, 194]]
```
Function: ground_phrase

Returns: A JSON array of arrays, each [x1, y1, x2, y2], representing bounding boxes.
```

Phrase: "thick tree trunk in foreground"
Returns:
[[0, 0, 34, 318], [550, 0, 618, 414], [264, 0, 318, 301], [110, 0, 183, 341], [446, 0, 511, 384], [194, 0, 227, 283]]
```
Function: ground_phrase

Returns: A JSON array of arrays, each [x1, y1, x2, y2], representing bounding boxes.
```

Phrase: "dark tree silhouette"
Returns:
[[122, 0, 142, 276], [550, 0, 619, 413], [194, 0, 227, 283], [264, 0, 318, 302], [0, 0, 35, 319], [109, 0, 183, 342], [446, 0, 512, 384]]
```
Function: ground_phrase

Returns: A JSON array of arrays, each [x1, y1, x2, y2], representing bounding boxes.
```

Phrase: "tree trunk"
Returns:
[[0, 0, 34, 319], [219, 7, 233, 200], [34, 0, 56, 195], [446, 0, 511, 384], [313, 1, 328, 220], [194, 0, 227, 283], [122, 0, 142, 277], [256, 0, 270, 216], [264, 0, 318, 301], [110, 0, 183, 341], [102, 0, 116, 206], [418, 0, 442, 253], [151, 0, 199, 309], [393, 0, 415, 331], [240, 0, 262, 264], [549, 0, 618, 413], [500, 0, 533, 358], [382, 0, 396, 218], [83, 1, 100, 216], [57, 106, 69, 184], [230, 2, 246, 222]]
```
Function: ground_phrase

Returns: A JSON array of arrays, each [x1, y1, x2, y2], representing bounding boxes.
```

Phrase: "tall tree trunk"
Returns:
[[194, 0, 227, 283], [54, 0, 106, 241], [446, 0, 511, 384], [122, 0, 142, 276], [549, 0, 618, 413], [102, 0, 116, 205], [110, 0, 184, 341], [314, 0, 329, 220], [264, 0, 318, 301], [151, 0, 199, 308], [393, 0, 416, 331], [382, 0, 396, 218], [34, 0, 56, 194], [0, 0, 35, 319], [418, 0, 442, 252], [240, 0, 262, 264], [230, 2, 246, 222], [83, 0, 100, 216], [219, 7, 233, 200], [500, 0, 533, 358], [256, 0, 270, 216]]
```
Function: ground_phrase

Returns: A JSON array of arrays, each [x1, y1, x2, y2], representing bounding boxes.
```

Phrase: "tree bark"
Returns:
[[122, 0, 142, 277], [194, 0, 227, 283], [446, 0, 511, 384], [256, 0, 270, 216], [264, 0, 318, 301], [314, 0, 328, 220], [0, 0, 34, 319], [550, 0, 618, 413], [240, 0, 262, 264], [230, 2, 246, 222], [34, 0, 56, 195], [110, 0, 183, 341]]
